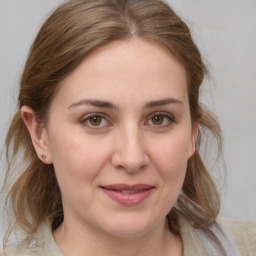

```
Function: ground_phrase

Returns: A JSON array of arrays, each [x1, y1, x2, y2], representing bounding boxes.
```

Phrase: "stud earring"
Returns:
[[41, 155, 46, 160]]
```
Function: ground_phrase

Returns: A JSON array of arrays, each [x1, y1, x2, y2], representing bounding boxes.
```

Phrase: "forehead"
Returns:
[[78, 39, 186, 83], [52, 39, 188, 108]]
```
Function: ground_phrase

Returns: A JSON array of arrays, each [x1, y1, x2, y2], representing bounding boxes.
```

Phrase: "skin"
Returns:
[[22, 39, 198, 256]]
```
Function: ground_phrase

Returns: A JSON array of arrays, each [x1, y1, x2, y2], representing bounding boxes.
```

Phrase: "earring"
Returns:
[[41, 155, 46, 160]]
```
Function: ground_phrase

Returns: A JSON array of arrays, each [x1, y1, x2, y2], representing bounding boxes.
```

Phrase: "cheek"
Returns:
[[48, 129, 111, 187], [150, 133, 191, 189], [146, 137, 189, 218], [48, 132, 113, 211], [153, 134, 191, 168]]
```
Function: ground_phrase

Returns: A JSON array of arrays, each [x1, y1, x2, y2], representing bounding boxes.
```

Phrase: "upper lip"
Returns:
[[100, 184, 155, 191]]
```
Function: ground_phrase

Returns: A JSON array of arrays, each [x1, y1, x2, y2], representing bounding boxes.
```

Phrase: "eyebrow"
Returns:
[[68, 99, 118, 110], [68, 97, 183, 110], [144, 98, 184, 108]]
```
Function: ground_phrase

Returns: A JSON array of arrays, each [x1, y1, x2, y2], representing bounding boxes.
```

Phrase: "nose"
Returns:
[[111, 127, 149, 173]]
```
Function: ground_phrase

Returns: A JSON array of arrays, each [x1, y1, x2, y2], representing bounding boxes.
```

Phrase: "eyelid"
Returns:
[[80, 112, 111, 128], [145, 111, 175, 127]]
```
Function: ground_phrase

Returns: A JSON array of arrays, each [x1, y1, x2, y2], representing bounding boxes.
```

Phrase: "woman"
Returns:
[[1, 0, 255, 255]]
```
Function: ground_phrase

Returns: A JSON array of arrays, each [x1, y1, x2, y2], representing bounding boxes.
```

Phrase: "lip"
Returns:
[[100, 184, 155, 206]]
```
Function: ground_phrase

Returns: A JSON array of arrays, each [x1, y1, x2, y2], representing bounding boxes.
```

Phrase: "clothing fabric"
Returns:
[[3, 213, 256, 256], [195, 218, 240, 255]]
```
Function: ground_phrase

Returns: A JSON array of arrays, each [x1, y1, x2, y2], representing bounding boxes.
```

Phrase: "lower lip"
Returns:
[[102, 188, 153, 206]]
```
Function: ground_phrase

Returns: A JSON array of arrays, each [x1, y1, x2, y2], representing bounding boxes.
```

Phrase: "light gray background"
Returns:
[[1, 0, 256, 246]]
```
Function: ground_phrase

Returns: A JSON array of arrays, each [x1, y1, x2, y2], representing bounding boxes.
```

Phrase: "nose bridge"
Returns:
[[123, 124, 143, 155], [112, 123, 149, 172]]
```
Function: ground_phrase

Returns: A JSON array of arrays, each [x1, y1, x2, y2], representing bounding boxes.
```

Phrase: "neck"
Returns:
[[53, 217, 182, 256]]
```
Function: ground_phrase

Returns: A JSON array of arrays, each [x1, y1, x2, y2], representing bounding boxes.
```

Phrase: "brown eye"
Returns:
[[151, 115, 164, 125], [89, 116, 102, 126], [146, 113, 174, 128], [81, 114, 109, 128]]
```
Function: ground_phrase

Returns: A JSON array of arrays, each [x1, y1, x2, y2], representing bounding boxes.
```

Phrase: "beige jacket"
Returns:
[[3, 214, 256, 256]]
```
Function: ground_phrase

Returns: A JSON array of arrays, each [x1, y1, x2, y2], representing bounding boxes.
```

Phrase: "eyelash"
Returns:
[[80, 113, 110, 129], [80, 112, 175, 129], [145, 112, 175, 128]]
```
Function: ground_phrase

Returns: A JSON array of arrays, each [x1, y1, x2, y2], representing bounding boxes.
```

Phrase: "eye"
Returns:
[[81, 114, 109, 128], [146, 113, 175, 127]]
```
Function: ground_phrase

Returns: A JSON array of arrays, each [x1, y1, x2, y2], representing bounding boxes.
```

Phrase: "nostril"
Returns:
[[114, 156, 149, 174]]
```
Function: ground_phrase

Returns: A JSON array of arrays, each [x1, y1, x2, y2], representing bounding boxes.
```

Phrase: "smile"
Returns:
[[100, 184, 155, 206]]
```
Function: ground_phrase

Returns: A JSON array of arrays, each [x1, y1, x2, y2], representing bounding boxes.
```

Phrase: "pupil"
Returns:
[[153, 116, 163, 125]]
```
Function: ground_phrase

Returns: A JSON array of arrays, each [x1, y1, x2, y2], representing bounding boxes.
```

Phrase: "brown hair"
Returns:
[[2, 0, 223, 251]]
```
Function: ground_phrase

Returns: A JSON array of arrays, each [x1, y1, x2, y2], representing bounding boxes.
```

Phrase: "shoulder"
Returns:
[[2, 221, 63, 256], [3, 245, 43, 256], [2, 235, 45, 256], [219, 216, 256, 256]]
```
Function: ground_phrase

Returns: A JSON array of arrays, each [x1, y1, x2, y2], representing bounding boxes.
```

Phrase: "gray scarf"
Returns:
[[196, 220, 241, 256]]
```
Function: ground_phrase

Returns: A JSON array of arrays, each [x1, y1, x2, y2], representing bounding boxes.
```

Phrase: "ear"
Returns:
[[21, 105, 52, 164], [188, 119, 200, 158]]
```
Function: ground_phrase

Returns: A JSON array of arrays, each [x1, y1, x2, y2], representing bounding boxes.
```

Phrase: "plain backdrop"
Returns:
[[0, 0, 256, 246]]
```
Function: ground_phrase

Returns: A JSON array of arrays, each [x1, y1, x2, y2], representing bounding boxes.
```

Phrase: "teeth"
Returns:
[[120, 190, 142, 194]]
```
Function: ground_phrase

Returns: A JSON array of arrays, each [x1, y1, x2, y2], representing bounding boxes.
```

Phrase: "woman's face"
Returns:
[[44, 39, 197, 237]]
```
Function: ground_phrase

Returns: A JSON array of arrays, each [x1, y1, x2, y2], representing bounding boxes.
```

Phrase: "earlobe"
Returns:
[[21, 105, 52, 164]]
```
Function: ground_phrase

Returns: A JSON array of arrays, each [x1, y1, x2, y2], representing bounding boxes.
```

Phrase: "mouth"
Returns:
[[100, 184, 155, 206]]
